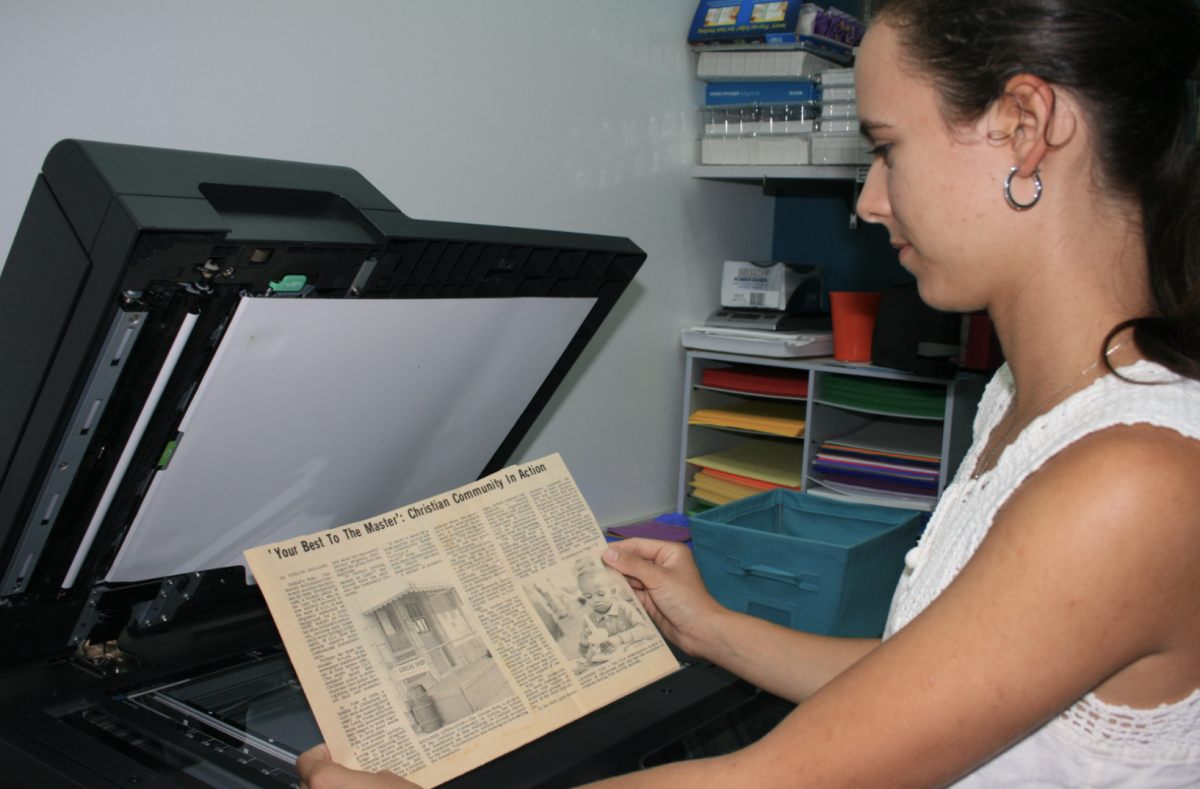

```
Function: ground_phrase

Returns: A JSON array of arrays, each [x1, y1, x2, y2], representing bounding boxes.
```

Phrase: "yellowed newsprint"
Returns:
[[244, 453, 678, 787]]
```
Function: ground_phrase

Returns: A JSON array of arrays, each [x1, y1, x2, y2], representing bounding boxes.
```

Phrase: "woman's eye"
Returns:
[[869, 143, 892, 159]]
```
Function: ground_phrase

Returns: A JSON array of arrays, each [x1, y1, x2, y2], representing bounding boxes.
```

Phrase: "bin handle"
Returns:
[[724, 557, 819, 592]]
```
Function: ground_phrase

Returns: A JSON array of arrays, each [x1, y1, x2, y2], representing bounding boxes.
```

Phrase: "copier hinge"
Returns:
[[68, 585, 108, 648], [130, 572, 206, 631], [345, 256, 377, 298], [73, 639, 132, 676], [69, 586, 136, 675]]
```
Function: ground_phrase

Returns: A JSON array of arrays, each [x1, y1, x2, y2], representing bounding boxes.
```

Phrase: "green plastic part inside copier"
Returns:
[[157, 440, 178, 468], [268, 275, 307, 293]]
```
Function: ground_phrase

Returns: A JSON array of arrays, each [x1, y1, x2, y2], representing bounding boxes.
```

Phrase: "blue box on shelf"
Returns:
[[705, 81, 818, 105], [690, 490, 921, 637]]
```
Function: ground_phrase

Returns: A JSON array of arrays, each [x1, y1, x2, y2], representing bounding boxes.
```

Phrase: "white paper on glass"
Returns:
[[105, 296, 595, 584]]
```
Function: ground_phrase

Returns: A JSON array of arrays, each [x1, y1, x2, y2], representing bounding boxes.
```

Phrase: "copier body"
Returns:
[[0, 141, 767, 789]]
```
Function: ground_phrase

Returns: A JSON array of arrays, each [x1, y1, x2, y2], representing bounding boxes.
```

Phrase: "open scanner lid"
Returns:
[[0, 140, 644, 667]]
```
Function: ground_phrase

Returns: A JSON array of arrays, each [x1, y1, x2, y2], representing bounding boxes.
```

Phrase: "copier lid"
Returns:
[[0, 141, 643, 657], [103, 295, 595, 584]]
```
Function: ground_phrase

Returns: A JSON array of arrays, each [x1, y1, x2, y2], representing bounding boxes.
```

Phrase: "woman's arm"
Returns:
[[300, 424, 1200, 789], [602, 539, 879, 703], [589, 423, 1200, 788]]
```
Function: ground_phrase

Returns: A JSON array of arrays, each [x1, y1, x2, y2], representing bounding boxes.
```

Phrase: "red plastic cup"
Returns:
[[830, 291, 883, 362]]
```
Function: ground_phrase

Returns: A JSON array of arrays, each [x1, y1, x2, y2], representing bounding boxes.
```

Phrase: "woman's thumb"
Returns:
[[603, 542, 665, 588]]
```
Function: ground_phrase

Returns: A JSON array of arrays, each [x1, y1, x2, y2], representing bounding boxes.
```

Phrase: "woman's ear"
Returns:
[[990, 74, 1072, 178]]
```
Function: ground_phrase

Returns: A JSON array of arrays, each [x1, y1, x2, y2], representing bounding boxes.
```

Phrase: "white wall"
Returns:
[[0, 1, 774, 527]]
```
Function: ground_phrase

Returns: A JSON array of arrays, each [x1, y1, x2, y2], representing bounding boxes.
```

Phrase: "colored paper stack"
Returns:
[[819, 374, 946, 418], [686, 365, 814, 509], [687, 438, 806, 507], [700, 365, 809, 397], [689, 400, 806, 437], [605, 512, 692, 543], [809, 419, 942, 506]]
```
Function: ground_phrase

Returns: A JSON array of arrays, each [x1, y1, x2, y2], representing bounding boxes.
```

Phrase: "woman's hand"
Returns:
[[602, 538, 724, 658], [297, 744, 423, 789]]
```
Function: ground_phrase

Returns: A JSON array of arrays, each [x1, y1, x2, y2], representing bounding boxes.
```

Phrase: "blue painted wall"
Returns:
[[767, 0, 914, 301], [771, 188, 914, 304]]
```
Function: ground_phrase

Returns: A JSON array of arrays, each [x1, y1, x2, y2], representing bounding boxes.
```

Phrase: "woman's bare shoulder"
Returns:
[[988, 421, 1200, 702], [996, 420, 1200, 583], [1025, 421, 1200, 535]]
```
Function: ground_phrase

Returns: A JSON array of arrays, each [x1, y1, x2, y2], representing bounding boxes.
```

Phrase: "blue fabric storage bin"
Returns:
[[690, 490, 922, 637]]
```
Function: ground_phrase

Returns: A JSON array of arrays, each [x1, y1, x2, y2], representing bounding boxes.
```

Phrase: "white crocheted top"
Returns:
[[883, 361, 1200, 787]]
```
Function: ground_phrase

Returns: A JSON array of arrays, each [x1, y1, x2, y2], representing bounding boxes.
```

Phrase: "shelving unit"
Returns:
[[678, 351, 984, 514], [692, 163, 869, 225], [684, 56, 983, 511], [692, 164, 866, 181]]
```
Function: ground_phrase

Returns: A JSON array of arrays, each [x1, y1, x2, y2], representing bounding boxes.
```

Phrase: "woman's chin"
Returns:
[[912, 278, 985, 314]]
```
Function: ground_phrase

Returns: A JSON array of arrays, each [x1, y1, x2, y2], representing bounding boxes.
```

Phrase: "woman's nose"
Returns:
[[856, 158, 891, 224]]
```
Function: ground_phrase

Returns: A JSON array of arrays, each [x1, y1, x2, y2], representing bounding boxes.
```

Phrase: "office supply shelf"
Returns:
[[691, 164, 869, 226], [692, 164, 864, 182], [687, 424, 806, 441], [679, 351, 985, 514], [693, 384, 808, 402], [808, 398, 946, 421]]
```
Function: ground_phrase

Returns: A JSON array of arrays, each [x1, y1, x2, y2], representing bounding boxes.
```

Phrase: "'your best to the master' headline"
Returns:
[[264, 460, 549, 560]]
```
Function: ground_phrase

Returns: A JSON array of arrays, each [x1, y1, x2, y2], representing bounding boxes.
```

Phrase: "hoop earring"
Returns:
[[1004, 166, 1042, 211]]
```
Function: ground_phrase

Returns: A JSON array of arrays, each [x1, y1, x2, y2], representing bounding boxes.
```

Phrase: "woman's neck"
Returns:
[[989, 200, 1149, 409]]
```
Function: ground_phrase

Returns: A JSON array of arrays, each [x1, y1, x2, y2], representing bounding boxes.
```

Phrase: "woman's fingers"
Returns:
[[296, 744, 423, 789]]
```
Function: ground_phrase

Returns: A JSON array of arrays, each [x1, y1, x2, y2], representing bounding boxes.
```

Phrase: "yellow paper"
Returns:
[[687, 439, 806, 488], [689, 470, 762, 502], [688, 401, 806, 437]]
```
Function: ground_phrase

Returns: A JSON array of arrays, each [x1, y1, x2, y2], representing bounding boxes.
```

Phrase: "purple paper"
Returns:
[[606, 519, 692, 542], [822, 473, 935, 496], [814, 7, 865, 46], [653, 511, 691, 528]]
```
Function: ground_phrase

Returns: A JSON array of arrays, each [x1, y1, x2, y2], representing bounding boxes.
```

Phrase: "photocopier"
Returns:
[[0, 140, 786, 789]]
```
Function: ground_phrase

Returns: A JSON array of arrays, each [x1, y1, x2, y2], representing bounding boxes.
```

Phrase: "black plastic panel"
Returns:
[[0, 178, 92, 492], [0, 141, 644, 673]]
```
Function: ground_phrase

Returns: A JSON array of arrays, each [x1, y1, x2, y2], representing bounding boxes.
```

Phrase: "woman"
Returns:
[[299, 1, 1200, 786]]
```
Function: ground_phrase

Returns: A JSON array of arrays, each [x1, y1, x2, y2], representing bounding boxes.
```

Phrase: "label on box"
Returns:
[[688, 1, 857, 61], [689, 1, 800, 43], [705, 81, 816, 104], [720, 261, 822, 310]]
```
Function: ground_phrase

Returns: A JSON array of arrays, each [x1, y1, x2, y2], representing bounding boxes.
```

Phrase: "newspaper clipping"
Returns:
[[245, 453, 679, 787]]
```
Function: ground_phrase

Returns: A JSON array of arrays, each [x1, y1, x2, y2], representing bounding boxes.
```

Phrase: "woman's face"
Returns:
[[855, 22, 1022, 312]]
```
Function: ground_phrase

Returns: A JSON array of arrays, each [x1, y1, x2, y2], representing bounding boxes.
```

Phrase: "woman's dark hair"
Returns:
[[870, 0, 1200, 379]]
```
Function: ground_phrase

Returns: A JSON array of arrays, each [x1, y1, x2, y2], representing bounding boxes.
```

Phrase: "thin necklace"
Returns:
[[972, 341, 1126, 479]]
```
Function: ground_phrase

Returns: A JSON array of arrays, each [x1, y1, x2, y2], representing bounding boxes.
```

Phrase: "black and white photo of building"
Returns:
[[359, 581, 515, 733]]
